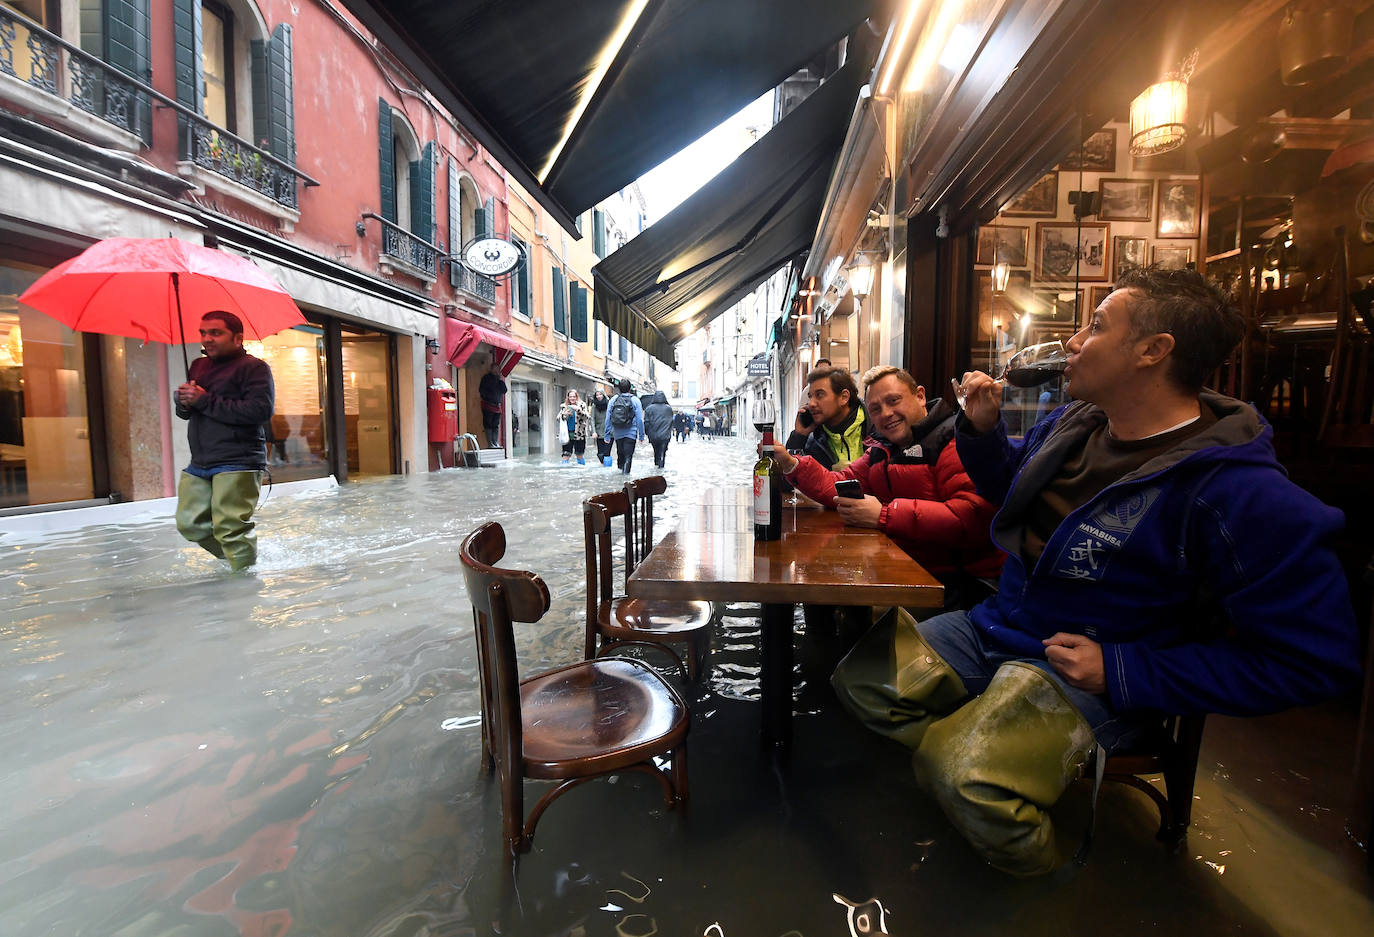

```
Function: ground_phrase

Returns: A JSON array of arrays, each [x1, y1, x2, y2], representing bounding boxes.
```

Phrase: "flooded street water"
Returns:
[[3, 434, 1372, 937]]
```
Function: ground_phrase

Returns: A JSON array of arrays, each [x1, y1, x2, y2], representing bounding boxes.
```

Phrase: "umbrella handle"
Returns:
[[172, 272, 190, 376]]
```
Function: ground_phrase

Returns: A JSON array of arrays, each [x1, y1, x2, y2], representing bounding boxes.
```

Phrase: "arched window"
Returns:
[[377, 102, 434, 240], [172, 0, 295, 163]]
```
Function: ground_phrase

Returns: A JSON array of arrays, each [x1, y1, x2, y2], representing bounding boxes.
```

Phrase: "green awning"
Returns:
[[335, 0, 875, 233], [592, 60, 860, 364]]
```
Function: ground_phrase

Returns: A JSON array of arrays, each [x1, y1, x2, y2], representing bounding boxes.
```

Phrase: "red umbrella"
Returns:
[[18, 237, 305, 370]]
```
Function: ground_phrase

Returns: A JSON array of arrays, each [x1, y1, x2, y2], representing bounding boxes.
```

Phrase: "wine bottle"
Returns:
[[753, 428, 782, 541]]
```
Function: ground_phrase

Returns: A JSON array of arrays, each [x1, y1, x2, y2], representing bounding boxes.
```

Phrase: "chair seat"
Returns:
[[520, 657, 689, 777], [609, 596, 713, 636]]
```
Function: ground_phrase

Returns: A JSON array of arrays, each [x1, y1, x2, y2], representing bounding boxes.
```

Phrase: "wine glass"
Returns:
[[951, 340, 1068, 409], [750, 398, 776, 434]]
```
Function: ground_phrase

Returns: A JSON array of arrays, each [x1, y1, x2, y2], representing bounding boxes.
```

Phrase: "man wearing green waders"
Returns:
[[174, 311, 275, 570]]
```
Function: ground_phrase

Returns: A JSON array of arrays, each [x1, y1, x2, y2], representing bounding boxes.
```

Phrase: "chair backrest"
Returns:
[[623, 475, 667, 573], [582, 491, 628, 655], [459, 522, 551, 781]]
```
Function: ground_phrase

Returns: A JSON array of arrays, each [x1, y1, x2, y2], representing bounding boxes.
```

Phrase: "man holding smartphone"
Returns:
[[784, 365, 871, 470]]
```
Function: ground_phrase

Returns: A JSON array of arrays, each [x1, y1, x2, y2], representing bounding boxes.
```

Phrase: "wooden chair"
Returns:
[[1100, 713, 1208, 846], [459, 521, 690, 860], [582, 477, 712, 679]]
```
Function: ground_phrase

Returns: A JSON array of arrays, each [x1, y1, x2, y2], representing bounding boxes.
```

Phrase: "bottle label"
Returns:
[[753, 473, 771, 525]]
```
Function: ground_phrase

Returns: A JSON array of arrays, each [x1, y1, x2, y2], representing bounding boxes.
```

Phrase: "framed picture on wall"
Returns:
[[1029, 288, 1082, 324], [1003, 172, 1058, 217], [1153, 244, 1192, 269], [1088, 286, 1113, 310], [975, 270, 1031, 340], [1035, 222, 1110, 281], [1113, 236, 1147, 279], [1058, 129, 1117, 172], [1098, 178, 1153, 222], [1156, 179, 1201, 238], [975, 225, 1030, 266]]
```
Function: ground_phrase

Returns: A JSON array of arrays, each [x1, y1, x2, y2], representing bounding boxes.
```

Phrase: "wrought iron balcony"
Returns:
[[451, 263, 497, 304], [0, 6, 317, 212], [182, 120, 307, 211], [361, 212, 440, 279], [0, 6, 148, 139]]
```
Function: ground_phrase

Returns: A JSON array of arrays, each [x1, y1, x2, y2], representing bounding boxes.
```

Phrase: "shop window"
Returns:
[[3, 260, 95, 508], [248, 324, 329, 483]]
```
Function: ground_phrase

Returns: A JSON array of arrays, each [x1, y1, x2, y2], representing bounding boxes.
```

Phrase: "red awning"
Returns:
[[446, 320, 524, 376]]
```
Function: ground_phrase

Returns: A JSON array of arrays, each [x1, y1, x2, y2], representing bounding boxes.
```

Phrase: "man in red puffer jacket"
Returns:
[[773, 365, 1002, 605]]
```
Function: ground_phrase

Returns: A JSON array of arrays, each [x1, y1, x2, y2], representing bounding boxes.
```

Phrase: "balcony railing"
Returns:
[[1, 6, 148, 139], [182, 120, 307, 211], [361, 212, 440, 278], [0, 6, 317, 211], [451, 263, 497, 304]]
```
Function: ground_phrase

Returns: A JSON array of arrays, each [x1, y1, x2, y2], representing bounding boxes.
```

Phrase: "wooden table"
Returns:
[[627, 486, 944, 746]]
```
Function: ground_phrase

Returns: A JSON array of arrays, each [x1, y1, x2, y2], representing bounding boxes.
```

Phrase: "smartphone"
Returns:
[[797, 408, 814, 428], [834, 479, 863, 499]]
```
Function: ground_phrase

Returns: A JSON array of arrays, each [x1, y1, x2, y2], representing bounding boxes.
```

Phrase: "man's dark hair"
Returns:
[[617, 378, 632, 393], [806, 365, 859, 409], [814, 357, 832, 368], [1113, 266, 1244, 392], [202, 310, 244, 336]]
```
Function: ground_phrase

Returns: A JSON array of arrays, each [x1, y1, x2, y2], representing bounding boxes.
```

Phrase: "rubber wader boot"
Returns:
[[912, 661, 1096, 876], [830, 607, 968, 749], [210, 470, 262, 571], [175, 473, 224, 558]]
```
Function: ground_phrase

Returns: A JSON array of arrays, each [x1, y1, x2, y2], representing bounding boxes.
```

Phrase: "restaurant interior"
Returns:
[[952, 0, 1374, 855]]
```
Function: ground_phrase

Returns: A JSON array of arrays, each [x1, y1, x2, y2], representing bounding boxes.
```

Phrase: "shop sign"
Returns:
[[747, 353, 771, 376], [461, 236, 524, 278]]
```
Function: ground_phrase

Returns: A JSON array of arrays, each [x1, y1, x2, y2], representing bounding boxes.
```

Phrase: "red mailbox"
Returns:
[[427, 385, 458, 442]]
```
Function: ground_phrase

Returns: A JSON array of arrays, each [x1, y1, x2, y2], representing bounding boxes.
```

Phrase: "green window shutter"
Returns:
[[378, 99, 395, 224], [410, 141, 436, 241], [448, 159, 461, 287], [570, 282, 588, 343], [514, 240, 531, 316], [593, 209, 606, 258], [484, 197, 495, 237], [268, 25, 295, 162], [251, 25, 295, 163], [107, 0, 152, 142], [171, 0, 201, 112], [552, 268, 566, 334]]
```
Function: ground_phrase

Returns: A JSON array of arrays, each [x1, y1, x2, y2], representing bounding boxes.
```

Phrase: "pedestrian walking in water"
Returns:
[[590, 388, 613, 465], [173, 311, 275, 571], [558, 389, 593, 464], [643, 391, 674, 469], [603, 378, 644, 474]]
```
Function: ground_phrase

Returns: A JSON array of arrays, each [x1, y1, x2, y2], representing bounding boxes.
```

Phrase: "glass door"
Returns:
[[509, 382, 528, 457], [339, 329, 396, 476], [3, 259, 95, 508]]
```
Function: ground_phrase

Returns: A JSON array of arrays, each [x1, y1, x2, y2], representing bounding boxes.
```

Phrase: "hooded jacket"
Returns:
[[642, 391, 674, 442], [174, 349, 275, 470], [954, 391, 1360, 717], [786, 404, 871, 470], [788, 399, 1001, 578]]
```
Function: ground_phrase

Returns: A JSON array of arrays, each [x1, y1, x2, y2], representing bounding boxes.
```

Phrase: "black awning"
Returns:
[[592, 61, 860, 364], [336, 0, 875, 230]]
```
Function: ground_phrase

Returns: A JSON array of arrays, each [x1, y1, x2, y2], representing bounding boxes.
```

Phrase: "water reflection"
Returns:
[[3, 437, 1369, 936]]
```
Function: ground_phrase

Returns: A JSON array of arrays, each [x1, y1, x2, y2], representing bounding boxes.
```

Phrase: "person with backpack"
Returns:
[[603, 378, 645, 474]]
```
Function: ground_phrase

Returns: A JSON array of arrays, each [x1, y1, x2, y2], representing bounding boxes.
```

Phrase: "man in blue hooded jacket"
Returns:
[[833, 267, 1360, 876]]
